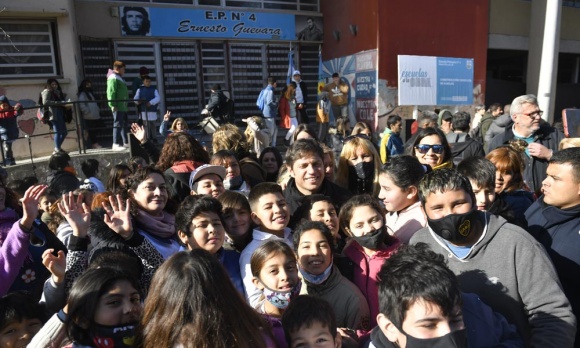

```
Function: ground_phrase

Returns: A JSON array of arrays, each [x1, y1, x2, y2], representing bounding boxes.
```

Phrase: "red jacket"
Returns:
[[0, 103, 22, 120]]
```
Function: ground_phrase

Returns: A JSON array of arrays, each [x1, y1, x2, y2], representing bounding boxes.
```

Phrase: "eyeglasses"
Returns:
[[414, 144, 444, 154], [520, 110, 543, 118], [343, 134, 371, 144]]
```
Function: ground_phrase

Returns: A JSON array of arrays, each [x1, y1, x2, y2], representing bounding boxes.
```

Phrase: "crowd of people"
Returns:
[[1, 70, 580, 348]]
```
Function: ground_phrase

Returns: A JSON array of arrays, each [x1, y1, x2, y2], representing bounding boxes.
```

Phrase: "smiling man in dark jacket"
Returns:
[[525, 147, 580, 347]]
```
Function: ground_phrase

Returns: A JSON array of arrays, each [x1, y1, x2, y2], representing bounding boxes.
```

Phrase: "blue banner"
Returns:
[[355, 71, 376, 99], [436, 57, 474, 105], [143, 7, 295, 40]]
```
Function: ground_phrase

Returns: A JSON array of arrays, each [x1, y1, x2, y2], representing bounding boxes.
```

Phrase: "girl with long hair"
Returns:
[[251, 240, 301, 348], [259, 146, 283, 183], [77, 79, 102, 149], [137, 249, 274, 348], [338, 194, 400, 328], [218, 190, 254, 252], [335, 136, 381, 196], [106, 164, 132, 193], [279, 81, 298, 146]]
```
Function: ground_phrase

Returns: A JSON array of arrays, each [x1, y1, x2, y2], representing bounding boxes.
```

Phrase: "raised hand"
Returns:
[[21, 185, 48, 230], [102, 194, 133, 240], [130, 122, 146, 143], [163, 111, 171, 121], [42, 249, 66, 284], [57, 192, 91, 238]]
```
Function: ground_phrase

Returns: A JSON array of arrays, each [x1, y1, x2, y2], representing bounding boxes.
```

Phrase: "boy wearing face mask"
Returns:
[[410, 169, 576, 347], [371, 243, 523, 348]]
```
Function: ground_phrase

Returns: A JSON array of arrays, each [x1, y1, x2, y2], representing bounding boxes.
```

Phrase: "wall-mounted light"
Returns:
[[349, 24, 358, 36], [110, 6, 119, 18], [333, 30, 341, 41]]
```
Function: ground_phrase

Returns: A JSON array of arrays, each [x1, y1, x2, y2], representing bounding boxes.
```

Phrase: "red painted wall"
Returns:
[[320, 0, 378, 60], [378, 0, 489, 93]]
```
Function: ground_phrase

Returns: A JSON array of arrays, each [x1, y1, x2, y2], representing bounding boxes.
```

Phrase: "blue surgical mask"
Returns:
[[299, 263, 333, 285]]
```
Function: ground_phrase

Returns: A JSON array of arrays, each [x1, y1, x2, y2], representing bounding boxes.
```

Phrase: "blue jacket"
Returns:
[[525, 198, 580, 331], [262, 85, 277, 118], [217, 247, 245, 297]]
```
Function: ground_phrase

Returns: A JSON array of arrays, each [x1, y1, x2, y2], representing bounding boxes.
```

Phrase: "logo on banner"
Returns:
[[400, 69, 432, 87]]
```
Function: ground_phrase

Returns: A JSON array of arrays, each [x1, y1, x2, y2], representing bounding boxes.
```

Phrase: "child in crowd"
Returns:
[[175, 195, 244, 295], [106, 164, 131, 193], [251, 240, 301, 348], [137, 250, 274, 348], [370, 243, 523, 348], [282, 295, 342, 348], [339, 194, 400, 328], [295, 194, 342, 251], [211, 150, 251, 195], [218, 190, 254, 252], [240, 182, 293, 307], [189, 164, 226, 198], [0, 292, 46, 348], [378, 155, 426, 243], [457, 157, 522, 227], [81, 158, 105, 192], [293, 221, 370, 332], [38, 190, 57, 218]]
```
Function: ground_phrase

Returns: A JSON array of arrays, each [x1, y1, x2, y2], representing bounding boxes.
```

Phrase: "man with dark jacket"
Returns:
[[292, 70, 309, 124], [446, 111, 485, 166], [524, 147, 580, 347], [488, 94, 563, 195], [284, 139, 352, 228]]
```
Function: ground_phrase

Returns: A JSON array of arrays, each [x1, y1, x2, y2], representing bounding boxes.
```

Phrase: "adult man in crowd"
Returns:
[[488, 94, 563, 194], [410, 168, 576, 347], [323, 73, 350, 124], [484, 104, 513, 151], [525, 147, 580, 347], [259, 77, 278, 146], [470, 104, 486, 131], [292, 70, 309, 124], [476, 102, 502, 150], [284, 139, 352, 228], [107, 60, 129, 151], [446, 111, 485, 166]]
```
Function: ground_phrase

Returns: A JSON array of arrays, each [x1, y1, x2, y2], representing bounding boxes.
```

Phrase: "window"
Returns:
[[0, 20, 59, 78]]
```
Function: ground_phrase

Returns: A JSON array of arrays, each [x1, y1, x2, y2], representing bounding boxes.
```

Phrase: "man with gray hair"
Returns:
[[488, 94, 563, 194]]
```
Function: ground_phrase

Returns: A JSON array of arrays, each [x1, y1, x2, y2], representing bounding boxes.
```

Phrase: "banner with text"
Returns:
[[398, 55, 473, 105], [120, 6, 301, 40]]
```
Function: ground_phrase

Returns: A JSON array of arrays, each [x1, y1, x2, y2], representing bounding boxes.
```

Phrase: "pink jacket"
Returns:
[[343, 239, 400, 328]]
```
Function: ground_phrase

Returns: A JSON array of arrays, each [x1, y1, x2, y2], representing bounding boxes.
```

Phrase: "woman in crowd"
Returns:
[[259, 146, 283, 183], [335, 136, 381, 195], [106, 164, 132, 193], [408, 127, 453, 170], [156, 132, 210, 201], [486, 146, 534, 222], [243, 116, 272, 158], [41, 78, 68, 154], [351, 122, 372, 138], [378, 155, 426, 243], [339, 194, 400, 328], [292, 124, 316, 143], [77, 79, 102, 149], [159, 111, 192, 137], [137, 249, 274, 348]]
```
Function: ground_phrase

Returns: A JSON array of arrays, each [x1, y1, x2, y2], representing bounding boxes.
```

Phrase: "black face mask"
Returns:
[[351, 227, 385, 250], [426, 209, 480, 244], [224, 175, 243, 190], [404, 328, 467, 348], [91, 323, 137, 348], [348, 162, 375, 194]]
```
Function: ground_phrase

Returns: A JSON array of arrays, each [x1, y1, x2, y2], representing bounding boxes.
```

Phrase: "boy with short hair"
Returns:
[[372, 242, 523, 348], [410, 169, 576, 346], [456, 157, 521, 226], [189, 164, 226, 198], [282, 295, 342, 348], [240, 182, 293, 307], [134, 75, 161, 141]]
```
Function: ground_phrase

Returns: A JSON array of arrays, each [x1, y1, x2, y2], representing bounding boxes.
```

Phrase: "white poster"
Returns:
[[398, 55, 437, 106]]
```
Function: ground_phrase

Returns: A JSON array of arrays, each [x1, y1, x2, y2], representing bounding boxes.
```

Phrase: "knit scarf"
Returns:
[[134, 209, 175, 238]]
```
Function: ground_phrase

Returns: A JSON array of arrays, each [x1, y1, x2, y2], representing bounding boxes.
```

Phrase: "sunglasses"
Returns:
[[414, 144, 444, 154]]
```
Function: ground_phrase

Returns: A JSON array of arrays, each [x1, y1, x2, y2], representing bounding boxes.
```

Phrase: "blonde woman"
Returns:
[[559, 137, 580, 150], [243, 116, 271, 157], [335, 136, 381, 195]]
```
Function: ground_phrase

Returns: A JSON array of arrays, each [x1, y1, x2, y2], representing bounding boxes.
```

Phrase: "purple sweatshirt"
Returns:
[[0, 216, 30, 296]]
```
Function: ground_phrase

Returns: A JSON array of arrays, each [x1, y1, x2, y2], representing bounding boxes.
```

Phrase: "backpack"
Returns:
[[256, 88, 267, 111]]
